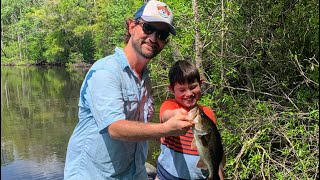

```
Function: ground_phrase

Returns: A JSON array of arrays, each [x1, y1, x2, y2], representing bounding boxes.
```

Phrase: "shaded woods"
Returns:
[[1, 0, 318, 179]]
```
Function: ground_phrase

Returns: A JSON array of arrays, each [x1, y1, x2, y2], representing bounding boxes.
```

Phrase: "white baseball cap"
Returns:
[[134, 0, 176, 35]]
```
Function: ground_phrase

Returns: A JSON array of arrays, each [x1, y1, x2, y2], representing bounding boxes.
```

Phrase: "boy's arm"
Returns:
[[218, 151, 226, 179], [161, 108, 188, 123], [218, 166, 224, 180]]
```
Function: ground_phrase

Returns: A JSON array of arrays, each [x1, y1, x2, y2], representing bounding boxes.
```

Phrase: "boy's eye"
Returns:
[[190, 85, 197, 89], [190, 84, 199, 90], [177, 88, 186, 93]]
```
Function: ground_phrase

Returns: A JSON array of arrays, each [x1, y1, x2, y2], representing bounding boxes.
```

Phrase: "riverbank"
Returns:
[[1, 61, 92, 67]]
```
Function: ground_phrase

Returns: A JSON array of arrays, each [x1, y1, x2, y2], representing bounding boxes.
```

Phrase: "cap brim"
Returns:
[[141, 16, 176, 35], [168, 26, 176, 36]]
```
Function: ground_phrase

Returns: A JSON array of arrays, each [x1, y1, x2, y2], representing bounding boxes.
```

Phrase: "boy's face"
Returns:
[[170, 81, 201, 109]]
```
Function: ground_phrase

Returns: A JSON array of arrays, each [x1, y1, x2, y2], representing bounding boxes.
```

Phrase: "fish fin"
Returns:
[[196, 158, 207, 170], [191, 138, 197, 149], [221, 152, 226, 168]]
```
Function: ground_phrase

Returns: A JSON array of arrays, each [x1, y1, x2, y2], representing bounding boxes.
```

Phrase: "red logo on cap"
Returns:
[[157, 5, 170, 18]]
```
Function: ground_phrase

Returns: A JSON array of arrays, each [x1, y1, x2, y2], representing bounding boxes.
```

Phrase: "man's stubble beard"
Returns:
[[131, 38, 161, 59]]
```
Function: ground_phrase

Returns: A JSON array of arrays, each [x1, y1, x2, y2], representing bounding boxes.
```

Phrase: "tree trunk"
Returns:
[[220, 0, 225, 87], [192, 0, 207, 82]]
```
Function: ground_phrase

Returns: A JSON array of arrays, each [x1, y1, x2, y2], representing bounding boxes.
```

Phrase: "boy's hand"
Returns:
[[161, 108, 189, 123], [174, 108, 188, 116], [175, 108, 194, 123]]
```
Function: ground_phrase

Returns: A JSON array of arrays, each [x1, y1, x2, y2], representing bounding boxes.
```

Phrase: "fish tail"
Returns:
[[208, 174, 220, 180]]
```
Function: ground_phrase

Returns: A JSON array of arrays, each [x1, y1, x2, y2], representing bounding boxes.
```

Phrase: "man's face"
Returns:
[[170, 81, 202, 109], [130, 20, 170, 59]]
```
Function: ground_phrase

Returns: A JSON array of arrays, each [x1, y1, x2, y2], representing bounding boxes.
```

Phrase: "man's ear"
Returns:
[[128, 19, 136, 34]]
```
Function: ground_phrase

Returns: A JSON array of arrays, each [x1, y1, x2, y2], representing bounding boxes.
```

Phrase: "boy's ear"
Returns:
[[168, 85, 174, 93], [200, 79, 204, 85]]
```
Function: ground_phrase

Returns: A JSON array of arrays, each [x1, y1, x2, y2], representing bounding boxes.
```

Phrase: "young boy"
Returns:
[[156, 60, 224, 180]]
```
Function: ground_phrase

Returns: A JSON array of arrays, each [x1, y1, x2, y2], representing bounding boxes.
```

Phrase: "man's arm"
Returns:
[[108, 113, 193, 141]]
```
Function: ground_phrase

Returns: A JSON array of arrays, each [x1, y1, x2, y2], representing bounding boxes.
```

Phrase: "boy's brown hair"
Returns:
[[168, 60, 200, 88]]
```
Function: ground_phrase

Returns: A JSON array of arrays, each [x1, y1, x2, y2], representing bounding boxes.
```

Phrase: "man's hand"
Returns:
[[163, 113, 194, 136]]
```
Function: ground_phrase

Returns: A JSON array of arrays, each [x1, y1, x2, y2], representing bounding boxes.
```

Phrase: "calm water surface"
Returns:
[[1, 66, 160, 180]]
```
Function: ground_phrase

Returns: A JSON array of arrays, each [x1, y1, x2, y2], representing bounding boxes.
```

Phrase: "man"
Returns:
[[64, 1, 194, 179]]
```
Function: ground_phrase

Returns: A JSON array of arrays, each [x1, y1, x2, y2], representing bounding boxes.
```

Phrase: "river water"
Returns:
[[1, 66, 160, 180]]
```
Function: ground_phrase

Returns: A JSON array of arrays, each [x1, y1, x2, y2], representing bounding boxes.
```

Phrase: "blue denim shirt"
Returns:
[[64, 47, 154, 180]]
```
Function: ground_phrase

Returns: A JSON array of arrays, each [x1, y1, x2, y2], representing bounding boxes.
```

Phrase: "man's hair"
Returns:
[[124, 19, 136, 44], [169, 60, 200, 88]]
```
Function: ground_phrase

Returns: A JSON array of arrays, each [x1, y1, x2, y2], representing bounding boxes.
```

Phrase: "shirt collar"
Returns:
[[115, 47, 129, 70], [115, 47, 150, 81]]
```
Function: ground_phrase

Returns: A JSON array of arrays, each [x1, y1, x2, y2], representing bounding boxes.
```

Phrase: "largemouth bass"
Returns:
[[189, 106, 225, 180]]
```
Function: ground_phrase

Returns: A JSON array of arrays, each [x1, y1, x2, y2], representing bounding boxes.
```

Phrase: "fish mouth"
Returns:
[[188, 106, 199, 120]]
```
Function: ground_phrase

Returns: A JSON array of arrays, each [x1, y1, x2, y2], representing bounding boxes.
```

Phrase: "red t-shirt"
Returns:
[[159, 99, 217, 155]]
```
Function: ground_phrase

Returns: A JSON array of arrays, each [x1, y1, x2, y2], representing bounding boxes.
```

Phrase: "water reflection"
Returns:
[[1, 66, 86, 179], [1, 66, 161, 180]]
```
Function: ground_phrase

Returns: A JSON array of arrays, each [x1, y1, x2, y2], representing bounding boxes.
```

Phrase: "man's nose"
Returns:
[[148, 31, 158, 42]]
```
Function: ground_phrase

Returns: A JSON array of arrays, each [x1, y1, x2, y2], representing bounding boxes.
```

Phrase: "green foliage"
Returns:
[[151, 149, 161, 161], [218, 100, 319, 179], [148, 60, 171, 100], [1, 0, 319, 179]]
